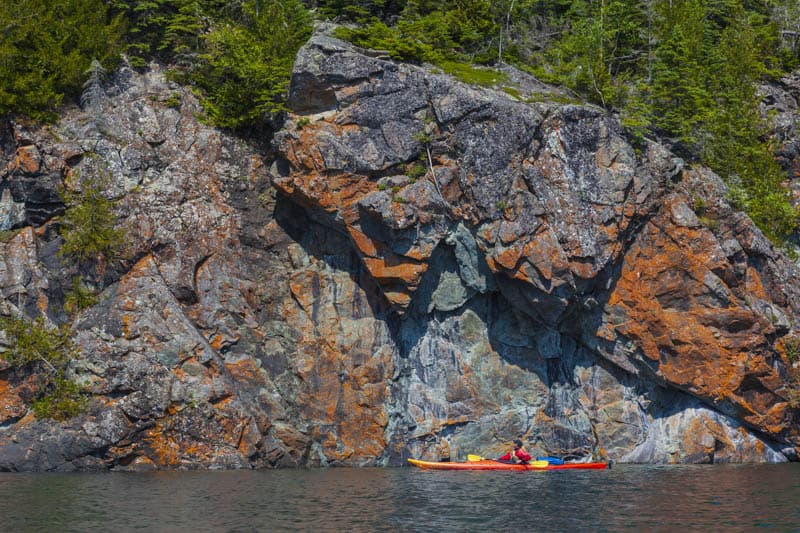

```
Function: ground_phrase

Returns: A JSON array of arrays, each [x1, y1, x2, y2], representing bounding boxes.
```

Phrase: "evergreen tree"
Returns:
[[59, 165, 125, 266], [190, 0, 312, 130], [703, 12, 798, 241], [532, 0, 648, 107], [0, 0, 124, 120], [316, 0, 407, 22], [649, 0, 713, 146]]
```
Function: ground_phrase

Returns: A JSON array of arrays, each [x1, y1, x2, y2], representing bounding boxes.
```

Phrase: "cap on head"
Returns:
[[513, 439, 523, 448]]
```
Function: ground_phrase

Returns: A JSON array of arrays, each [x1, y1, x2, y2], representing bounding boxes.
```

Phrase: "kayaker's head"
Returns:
[[513, 439, 523, 449]]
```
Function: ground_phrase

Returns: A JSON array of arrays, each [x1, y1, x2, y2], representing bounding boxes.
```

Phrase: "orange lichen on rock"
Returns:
[[141, 425, 183, 467], [745, 266, 769, 300], [0, 380, 27, 424], [224, 356, 263, 384], [361, 257, 427, 285], [347, 226, 381, 257], [294, 341, 392, 462], [273, 172, 375, 220], [11, 145, 40, 174], [489, 243, 524, 272], [605, 195, 793, 440]]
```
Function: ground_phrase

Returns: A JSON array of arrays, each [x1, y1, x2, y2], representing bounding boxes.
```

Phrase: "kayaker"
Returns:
[[498, 439, 532, 464]]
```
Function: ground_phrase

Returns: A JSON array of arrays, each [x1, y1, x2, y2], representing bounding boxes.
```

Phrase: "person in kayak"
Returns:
[[498, 439, 532, 464]]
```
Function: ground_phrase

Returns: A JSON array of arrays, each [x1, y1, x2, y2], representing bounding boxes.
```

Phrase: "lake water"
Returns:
[[0, 464, 798, 531]]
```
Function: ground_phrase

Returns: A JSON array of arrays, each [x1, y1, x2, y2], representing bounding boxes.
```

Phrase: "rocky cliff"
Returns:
[[0, 30, 798, 471]]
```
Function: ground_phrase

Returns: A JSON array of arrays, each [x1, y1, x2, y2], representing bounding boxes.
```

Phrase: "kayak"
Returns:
[[407, 458, 609, 471]]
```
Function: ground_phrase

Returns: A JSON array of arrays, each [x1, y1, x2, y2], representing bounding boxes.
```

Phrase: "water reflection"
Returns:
[[0, 465, 798, 531]]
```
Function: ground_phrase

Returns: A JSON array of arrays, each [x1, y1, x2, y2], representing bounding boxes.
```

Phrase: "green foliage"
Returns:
[[0, 0, 124, 121], [619, 83, 652, 146], [296, 117, 311, 129], [334, 22, 435, 63], [496, 200, 508, 211], [783, 335, 800, 363], [407, 163, 427, 179], [780, 335, 800, 409], [64, 277, 99, 316], [692, 195, 707, 216], [59, 166, 125, 266], [109, 0, 222, 69], [0, 316, 73, 370], [164, 92, 182, 108], [502, 86, 522, 100], [412, 130, 433, 145], [109, 0, 312, 129], [334, 0, 508, 66], [773, 0, 800, 69], [693, 10, 797, 242], [698, 215, 719, 232], [630, 0, 796, 243], [533, 0, 646, 108], [0, 0, 796, 246], [400, 1, 498, 63], [437, 61, 507, 86], [189, 0, 312, 130], [0, 229, 19, 243], [317, 0, 407, 23], [0, 314, 86, 420], [31, 376, 88, 421], [787, 386, 800, 409]]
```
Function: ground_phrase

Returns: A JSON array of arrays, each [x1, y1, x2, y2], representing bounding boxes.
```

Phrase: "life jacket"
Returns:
[[515, 449, 532, 462], [499, 449, 532, 462]]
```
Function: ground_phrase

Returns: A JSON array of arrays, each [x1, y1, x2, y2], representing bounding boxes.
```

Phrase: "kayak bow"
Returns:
[[407, 458, 608, 470]]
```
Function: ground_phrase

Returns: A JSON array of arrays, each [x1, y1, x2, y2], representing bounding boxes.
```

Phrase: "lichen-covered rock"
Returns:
[[0, 31, 798, 471], [273, 31, 800, 464]]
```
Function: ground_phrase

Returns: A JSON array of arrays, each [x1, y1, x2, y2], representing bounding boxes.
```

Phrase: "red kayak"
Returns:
[[407, 458, 609, 470]]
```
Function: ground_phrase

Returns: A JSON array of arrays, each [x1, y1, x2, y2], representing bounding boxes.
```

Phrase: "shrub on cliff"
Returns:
[[0, 0, 123, 121], [189, 0, 312, 130], [110, 0, 202, 69], [0, 315, 87, 421], [63, 276, 100, 317], [58, 166, 125, 267]]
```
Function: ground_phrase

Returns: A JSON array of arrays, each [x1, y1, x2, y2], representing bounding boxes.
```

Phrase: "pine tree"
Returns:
[[0, 0, 123, 121], [191, 0, 312, 130], [649, 0, 713, 147], [59, 165, 124, 266]]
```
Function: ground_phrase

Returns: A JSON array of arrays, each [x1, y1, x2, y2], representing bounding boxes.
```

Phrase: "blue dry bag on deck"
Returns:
[[537, 456, 564, 465]]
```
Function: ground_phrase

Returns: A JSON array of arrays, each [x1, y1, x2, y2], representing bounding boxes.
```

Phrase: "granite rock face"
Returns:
[[0, 33, 798, 470]]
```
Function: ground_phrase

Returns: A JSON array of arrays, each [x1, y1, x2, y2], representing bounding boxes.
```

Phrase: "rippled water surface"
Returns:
[[1, 464, 799, 531]]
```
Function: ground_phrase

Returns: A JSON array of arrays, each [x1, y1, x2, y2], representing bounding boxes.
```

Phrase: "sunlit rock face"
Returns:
[[0, 31, 797, 471]]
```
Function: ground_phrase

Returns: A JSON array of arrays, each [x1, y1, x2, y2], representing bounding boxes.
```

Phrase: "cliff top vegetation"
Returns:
[[0, 0, 798, 244]]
